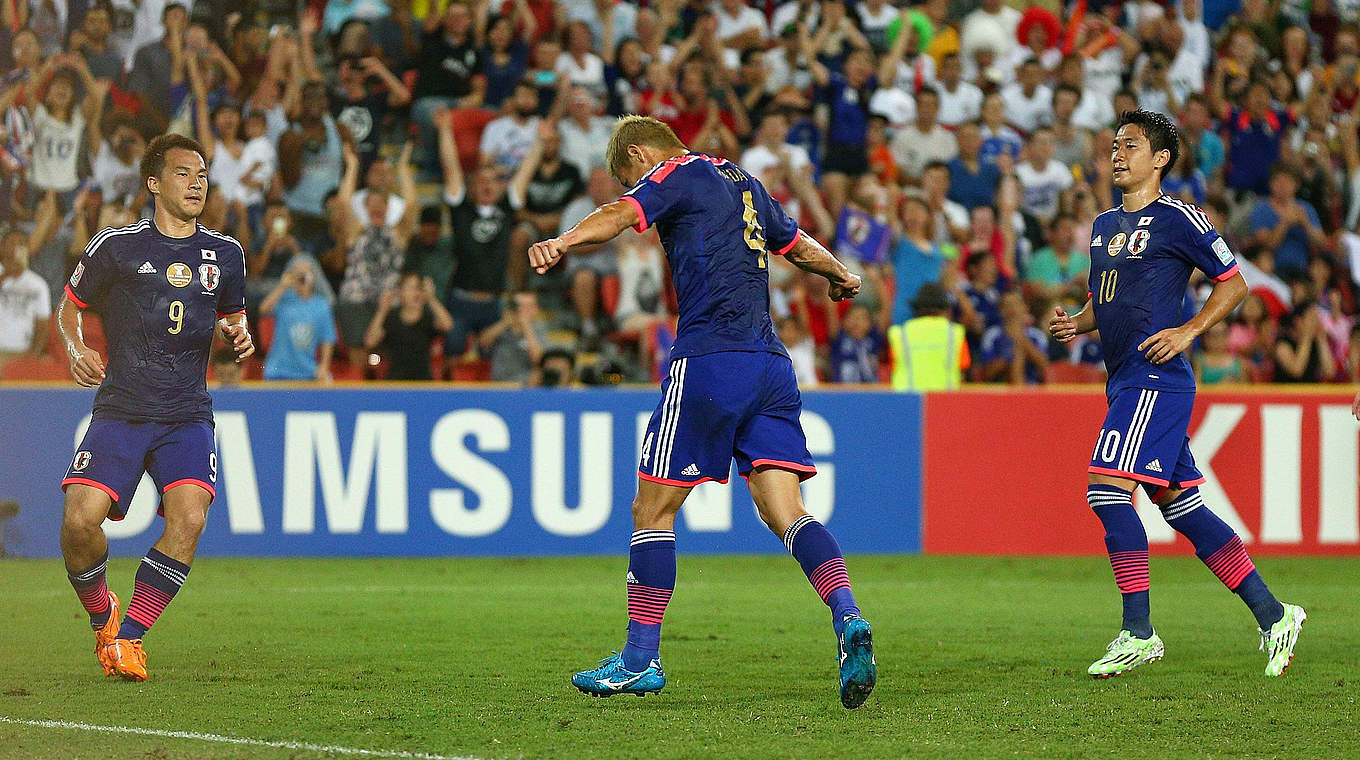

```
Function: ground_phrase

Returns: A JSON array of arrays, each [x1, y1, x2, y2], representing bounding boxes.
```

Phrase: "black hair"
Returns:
[[965, 252, 992, 272], [916, 85, 940, 101], [1115, 108, 1180, 178], [140, 133, 207, 182]]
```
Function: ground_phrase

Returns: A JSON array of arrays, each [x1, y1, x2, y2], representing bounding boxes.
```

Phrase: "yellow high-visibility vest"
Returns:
[[888, 316, 968, 391]]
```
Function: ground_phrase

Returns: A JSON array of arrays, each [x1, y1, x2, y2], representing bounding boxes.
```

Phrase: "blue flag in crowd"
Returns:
[[834, 208, 891, 264]]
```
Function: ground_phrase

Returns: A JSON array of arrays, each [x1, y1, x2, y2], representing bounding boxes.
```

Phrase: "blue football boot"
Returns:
[[571, 652, 666, 697], [838, 615, 876, 709]]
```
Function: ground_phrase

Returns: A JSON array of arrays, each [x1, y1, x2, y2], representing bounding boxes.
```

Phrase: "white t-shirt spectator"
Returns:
[[931, 200, 969, 247], [999, 83, 1053, 133], [1072, 88, 1116, 132], [767, 49, 814, 93], [890, 124, 958, 179], [0, 269, 51, 353], [740, 142, 812, 185], [555, 52, 607, 98], [559, 115, 615, 178], [351, 190, 407, 229], [856, 4, 899, 50], [237, 136, 277, 207], [868, 88, 915, 129], [1015, 158, 1073, 223], [1084, 48, 1125, 100], [1004, 47, 1061, 83], [29, 105, 84, 193], [91, 143, 141, 207], [480, 115, 541, 170], [770, 1, 818, 38], [889, 55, 937, 93], [936, 81, 984, 127], [615, 241, 667, 323], [713, 2, 768, 43]]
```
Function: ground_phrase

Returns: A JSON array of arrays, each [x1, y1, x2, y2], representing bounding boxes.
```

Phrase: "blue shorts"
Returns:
[[1089, 387, 1206, 498], [62, 418, 218, 520], [638, 351, 816, 486]]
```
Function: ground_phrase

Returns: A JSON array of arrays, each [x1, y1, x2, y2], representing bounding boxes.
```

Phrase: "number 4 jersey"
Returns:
[[619, 152, 800, 360], [1088, 195, 1240, 396], [65, 219, 246, 424]]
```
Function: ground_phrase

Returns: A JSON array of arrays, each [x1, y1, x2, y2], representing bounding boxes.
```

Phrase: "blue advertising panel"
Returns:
[[0, 387, 922, 557]]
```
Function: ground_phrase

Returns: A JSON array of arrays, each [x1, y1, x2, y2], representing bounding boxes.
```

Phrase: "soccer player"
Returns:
[[58, 134, 253, 681], [1049, 110, 1305, 678], [528, 116, 876, 709]]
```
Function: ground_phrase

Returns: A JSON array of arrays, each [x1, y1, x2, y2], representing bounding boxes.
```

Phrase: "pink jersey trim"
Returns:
[[1212, 264, 1241, 283], [162, 478, 217, 499], [1088, 465, 1170, 487], [216, 309, 246, 319], [63, 477, 119, 502], [773, 230, 802, 256], [743, 459, 818, 482], [620, 195, 648, 233], [64, 285, 89, 309], [637, 471, 729, 487]]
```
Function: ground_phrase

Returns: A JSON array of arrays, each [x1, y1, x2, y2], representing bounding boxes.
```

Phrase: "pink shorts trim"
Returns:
[[638, 471, 729, 488], [64, 285, 89, 309], [216, 309, 245, 319], [773, 230, 802, 256], [1212, 264, 1241, 283], [162, 478, 217, 499], [62, 477, 119, 503], [1088, 465, 1170, 487], [620, 195, 648, 233], [742, 459, 817, 482]]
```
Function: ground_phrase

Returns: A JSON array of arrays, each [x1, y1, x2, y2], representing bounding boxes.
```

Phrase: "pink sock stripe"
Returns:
[[75, 583, 110, 615], [809, 558, 851, 602], [126, 582, 175, 628], [1109, 550, 1151, 593], [627, 584, 673, 625], [1204, 537, 1256, 590]]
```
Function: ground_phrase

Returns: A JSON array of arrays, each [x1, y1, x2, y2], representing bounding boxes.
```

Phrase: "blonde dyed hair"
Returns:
[[605, 115, 687, 184]]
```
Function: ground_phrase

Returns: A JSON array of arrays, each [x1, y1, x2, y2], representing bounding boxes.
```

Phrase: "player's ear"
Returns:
[[146, 175, 159, 197]]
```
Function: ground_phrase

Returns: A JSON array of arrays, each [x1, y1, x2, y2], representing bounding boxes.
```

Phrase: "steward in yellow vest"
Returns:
[[888, 283, 970, 391]]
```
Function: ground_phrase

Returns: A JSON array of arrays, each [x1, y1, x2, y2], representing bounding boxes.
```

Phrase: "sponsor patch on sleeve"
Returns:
[[1211, 236, 1234, 265]]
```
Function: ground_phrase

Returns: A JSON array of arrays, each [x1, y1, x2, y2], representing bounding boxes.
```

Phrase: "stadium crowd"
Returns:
[[2, 0, 1360, 387]]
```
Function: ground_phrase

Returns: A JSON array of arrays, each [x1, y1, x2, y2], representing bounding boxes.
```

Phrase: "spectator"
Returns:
[[603, 37, 647, 117], [889, 194, 947, 324], [511, 121, 585, 290], [856, 0, 900, 54], [1228, 291, 1278, 378], [713, 0, 769, 64], [279, 82, 353, 244], [1050, 85, 1095, 172], [664, 58, 742, 158], [365, 272, 455, 381], [558, 87, 614, 179], [334, 142, 418, 368], [1180, 93, 1226, 180], [411, 3, 484, 174], [1249, 166, 1325, 279], [68, 5, 123, 81], [889, 87, 957, 185], [979, 291, 1048, 384], [887, 282, 970, 391], [480, 79, 542, 170], [90, 113, 147, 209], [614, 227, 669, 333], [0, 224, 53, 370], [1275, 299, 1338, 382], [259, 259, 337, 382], [962, 250, 1003, 341], [1218, 79, 1292, 198], [556, 167, 618, 346], [1133, 46, 1183, 117], [26, 58, 106, 201], [247, 203, 309, 312], [778, 314, 819, 387], [808, 43, 876, 217], [830, 304, 884, 383], [1014, 127, 1073, 225], [947, 122, 1000, 211], [483, 290, 548, 383], [210, 346, 243, 386], [556, 21, 606, 98], [482, 15, 531, 111], [1025, 214, 1088, 305], [405, 206, 453, 301], [436, 108, 522, 366], [978, 92, 1022, 168], [960, 0, 1021, 68], [920, 161, 968, 248], [934, 52, 983, 128], [999, 59, 1052, 134], [1162, 146, 1208, 207], [535, 345, 577, 387], [351, 159, 408, 230], [127, 3, 189, 121], [1196, 322, 1246, 384], [333, 55, 412, 171]]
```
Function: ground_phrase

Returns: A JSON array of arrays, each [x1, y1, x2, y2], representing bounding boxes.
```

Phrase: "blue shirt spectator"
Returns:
[[262, 264, 337, 381], [1249, 168, 1321, 278], [890, 235, 946, 324], [1222, 92, 1291, 196]]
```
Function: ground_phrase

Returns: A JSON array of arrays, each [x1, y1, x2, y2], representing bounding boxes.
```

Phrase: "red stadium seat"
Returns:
[[450, 108, 497, 173], [601, 274, 621, 317], [0, 355, 69, 381], [1046, 363, 1107, 385]]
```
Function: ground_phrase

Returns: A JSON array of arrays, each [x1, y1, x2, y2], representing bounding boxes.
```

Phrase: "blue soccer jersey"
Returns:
[[65, 220, 246, 424], [1087, 195, 1239, 395], [619, 152, 800, 360]]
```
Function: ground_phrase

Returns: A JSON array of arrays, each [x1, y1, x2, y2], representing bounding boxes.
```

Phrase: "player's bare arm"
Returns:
[[529, 200, 639, 275], [1139, 271, 1246, 365], [57, 293, 104, 387], [216, 312, 256, 362], [784, 232, 862, 302], [1049, 300, 1096, 344]]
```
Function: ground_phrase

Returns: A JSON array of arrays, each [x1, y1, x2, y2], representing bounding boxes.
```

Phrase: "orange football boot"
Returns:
[[101, 639, 148, 681], [93, 591, 121, 676]]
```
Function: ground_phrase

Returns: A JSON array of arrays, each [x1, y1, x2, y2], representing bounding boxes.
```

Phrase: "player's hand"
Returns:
[[68, 346, 105, 387], [529, 237, 568, 275], [1049, 306, 1077, 343], [220, 320, 256, 362], [828, 272, 862, 302], [1352, 390, 1360, 421], [1138, 326, 1195, 365]]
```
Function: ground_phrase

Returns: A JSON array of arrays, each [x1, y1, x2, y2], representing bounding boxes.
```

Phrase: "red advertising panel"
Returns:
[[923, 388, 1360, 556]]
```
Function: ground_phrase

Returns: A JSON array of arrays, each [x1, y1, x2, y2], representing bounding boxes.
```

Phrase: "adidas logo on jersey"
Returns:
[[137, 261, 157, 274], [680, 463, 701, 477], [1090, 235, 1102, 247], [626, 572, 638, 584], [1145, 459, 1163, 473]]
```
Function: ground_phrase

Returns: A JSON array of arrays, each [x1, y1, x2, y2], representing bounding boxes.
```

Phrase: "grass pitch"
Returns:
[[0, 555, 1356, 759]]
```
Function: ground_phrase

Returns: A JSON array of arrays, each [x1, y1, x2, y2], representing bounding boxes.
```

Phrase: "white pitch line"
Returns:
[[0, 717, 487, 760]]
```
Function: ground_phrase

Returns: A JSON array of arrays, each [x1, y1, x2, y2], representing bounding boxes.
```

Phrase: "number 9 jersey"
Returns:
[[1087, 195, 1240, 396], [64, 219, 247, 424], [618, 152, 801, 360]]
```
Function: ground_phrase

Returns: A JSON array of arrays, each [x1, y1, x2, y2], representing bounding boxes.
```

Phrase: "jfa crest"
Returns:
[[199, 263, 220, 291], [72, 450, 92, 471], [1128, 229, 1150, 255]]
